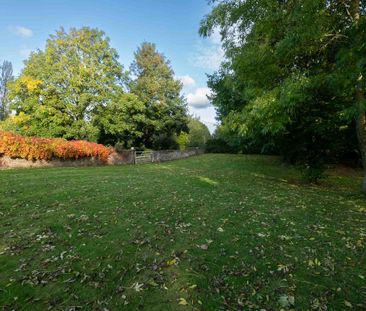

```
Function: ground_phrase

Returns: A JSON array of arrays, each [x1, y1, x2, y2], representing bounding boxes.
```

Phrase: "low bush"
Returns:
[[205, 138, 238, 153], [0, 131, 111, 163]]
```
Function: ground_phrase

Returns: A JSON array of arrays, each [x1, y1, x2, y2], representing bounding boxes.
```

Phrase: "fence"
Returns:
[[135, 150, 154, 164]]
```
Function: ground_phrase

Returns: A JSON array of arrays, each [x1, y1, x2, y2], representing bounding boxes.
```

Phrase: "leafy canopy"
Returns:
[[200, 0, 365, 181], [6, 27, 126, 141], [130, 42, 188, 149], [4, 30, 190, 150]]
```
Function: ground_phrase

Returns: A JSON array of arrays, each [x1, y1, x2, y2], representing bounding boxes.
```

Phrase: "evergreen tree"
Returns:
[[130, 42, 188, 149]]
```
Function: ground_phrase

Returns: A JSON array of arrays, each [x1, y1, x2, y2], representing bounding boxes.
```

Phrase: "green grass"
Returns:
[[0, 154, 365, 310]]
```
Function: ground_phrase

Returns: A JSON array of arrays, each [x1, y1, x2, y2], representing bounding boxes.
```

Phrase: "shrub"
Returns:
[[299, 164, 325, 184], [0, 131, 111, 163], [176, 132, 189, 150], [205, 138, 238, 153]]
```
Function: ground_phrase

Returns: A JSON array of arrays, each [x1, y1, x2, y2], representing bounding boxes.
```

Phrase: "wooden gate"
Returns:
[[135, 150, 153, 164]]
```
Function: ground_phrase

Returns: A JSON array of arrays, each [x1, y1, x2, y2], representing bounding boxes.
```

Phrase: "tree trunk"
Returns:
[[356, 90, 366, 192], [351, 0, 366, 192]]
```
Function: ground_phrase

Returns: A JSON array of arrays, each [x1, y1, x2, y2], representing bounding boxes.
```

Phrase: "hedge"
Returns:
[[0, 131, 111, 163]]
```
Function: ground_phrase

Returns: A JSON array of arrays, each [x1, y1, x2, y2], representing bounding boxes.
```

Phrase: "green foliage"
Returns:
[[299, 163, 326, 184], [176, 132, 189, 150], [200, 0, 365, 182], [3, 30, 189, 150], [206, 70, 244, 120], [174, 117, 211, 150], [130, 42, 189, 149], [95, 93, 147, 147], [187, 117, 211, 148], [205, 138, 237, 153], [151, 133, 179, 150], [7, 27, 124, 141]]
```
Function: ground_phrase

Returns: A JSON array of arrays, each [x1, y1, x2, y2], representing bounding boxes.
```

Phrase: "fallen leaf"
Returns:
[[132, 282, 144, 292], [344, 301, 352, 308], [167, 259, 177, 266], [178, 297, 188, 305], [278, 295, 295, 308]]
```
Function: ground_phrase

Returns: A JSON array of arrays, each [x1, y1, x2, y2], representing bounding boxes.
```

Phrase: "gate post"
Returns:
[[131, 147, 136, 164]]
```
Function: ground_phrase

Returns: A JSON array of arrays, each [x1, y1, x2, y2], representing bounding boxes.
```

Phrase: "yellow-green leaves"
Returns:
[[167, 258, 177, 266], [7, 27, 124, 141]]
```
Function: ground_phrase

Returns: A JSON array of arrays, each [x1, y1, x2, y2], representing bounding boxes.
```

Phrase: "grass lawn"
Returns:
[[0, 154, 365, 310]]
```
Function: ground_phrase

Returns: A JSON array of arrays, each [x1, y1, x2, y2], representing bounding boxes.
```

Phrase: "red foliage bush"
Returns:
[[0, 131, 111, 163]]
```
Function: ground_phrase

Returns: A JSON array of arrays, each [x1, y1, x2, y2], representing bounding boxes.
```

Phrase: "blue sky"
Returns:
[[0, 0, 223, 132]]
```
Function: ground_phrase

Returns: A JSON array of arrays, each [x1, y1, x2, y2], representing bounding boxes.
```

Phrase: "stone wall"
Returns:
[[151, 148, 204, 162], [0, 148, 204, 169], [0, 156, 103, 169], [107, 149, 135, 165]]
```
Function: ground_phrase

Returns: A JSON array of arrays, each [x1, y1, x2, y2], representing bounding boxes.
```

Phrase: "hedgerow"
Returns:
[[0, 131, 111, 163]]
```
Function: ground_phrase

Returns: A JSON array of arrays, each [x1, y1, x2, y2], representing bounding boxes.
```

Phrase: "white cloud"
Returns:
[[209, 28, 222, 45], [189, 27, 225, 71], [186, 87, 211, 109], [188, 105, 218, 134], [9, 26, 33, 38], [176, 75, 196, 88], [190, 40, 224, 72]]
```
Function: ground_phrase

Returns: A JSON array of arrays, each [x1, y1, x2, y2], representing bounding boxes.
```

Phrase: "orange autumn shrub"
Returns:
[[0, 131, 111, 163]]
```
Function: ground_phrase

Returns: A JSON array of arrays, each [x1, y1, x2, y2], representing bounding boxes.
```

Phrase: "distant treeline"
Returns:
[[0, 27, 210, 150]]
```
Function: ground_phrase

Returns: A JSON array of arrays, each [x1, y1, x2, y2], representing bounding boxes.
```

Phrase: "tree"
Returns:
[[175, 117, 211, 151], [130, 42, 188, 149], [200, 0, 365, 184], [187, 116, 211, 148], [350, 0, 366, 191], [6, 27, 125, 141], [0, 60, 13, 120], [95, 92, 147, 147]]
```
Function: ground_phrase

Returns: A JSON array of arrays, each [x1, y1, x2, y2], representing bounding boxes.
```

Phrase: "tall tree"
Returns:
[[6, 27, 125, 141], [130, 42, 188, 149], [0, 60, 13, 120], [200, 0, 365, 184], [351, 0, 366, 191]]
